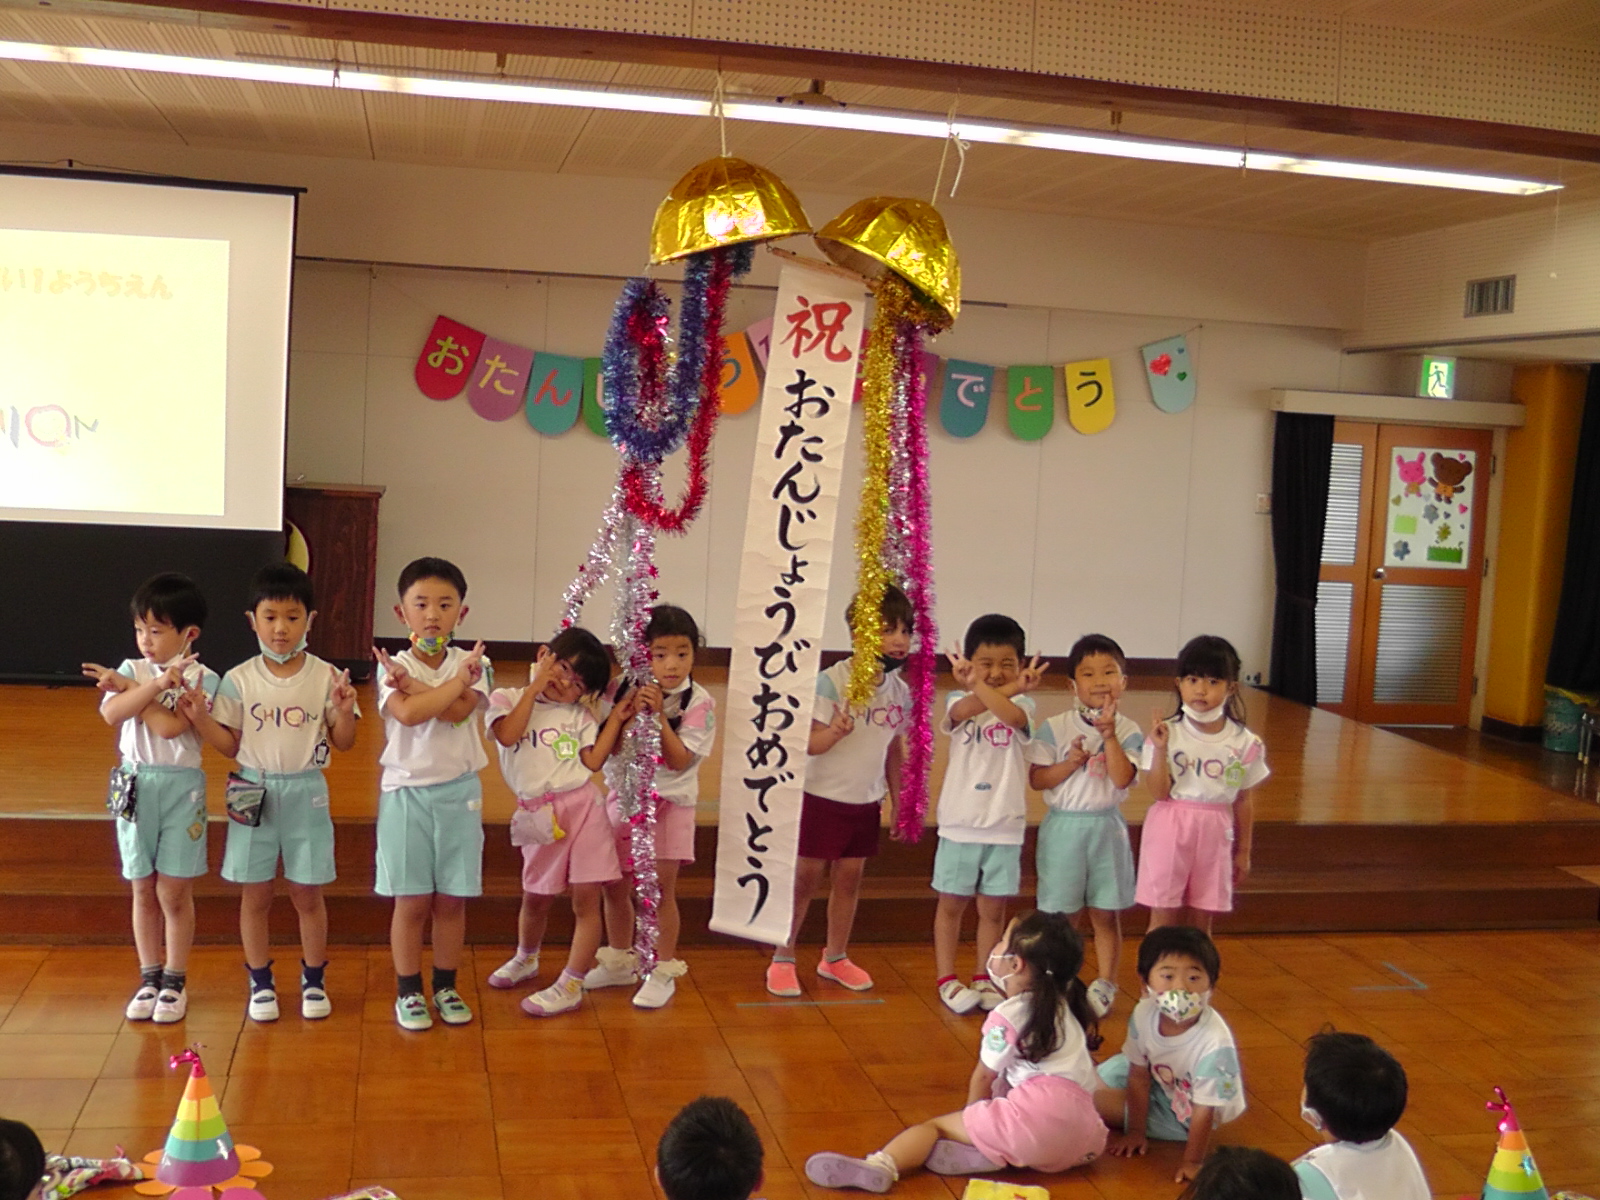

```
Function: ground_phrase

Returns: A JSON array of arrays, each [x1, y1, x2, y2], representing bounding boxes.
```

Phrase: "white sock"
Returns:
[[866, 1151, 899, 1180]]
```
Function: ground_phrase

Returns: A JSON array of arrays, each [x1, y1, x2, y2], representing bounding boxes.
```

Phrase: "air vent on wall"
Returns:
[[1464, 275, 1515, 317]]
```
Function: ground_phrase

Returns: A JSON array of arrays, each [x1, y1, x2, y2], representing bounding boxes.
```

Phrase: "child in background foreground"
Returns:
[[931, 614, 1043, 1015], [1139, 635, 1269, 934], [183, 563, 358, 1023], [805, 911, 1107, 1191], [655, 1096, 765, 1200], [1294, 1032, 1430, 1200], [372, 556, 491, 1032], [1096, 925, 1246, 1183], [485, 628, 637, 1016], [585, 605, 717, 1009], [766, 586, 913, 998], [1026, 633, 1143, 1018], [1181, 1147, 1300, 1200], [82, 573, 220, 1026]]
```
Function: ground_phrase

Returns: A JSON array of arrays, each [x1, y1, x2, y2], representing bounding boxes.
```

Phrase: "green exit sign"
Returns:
[[1418, 355, 1456, 399]]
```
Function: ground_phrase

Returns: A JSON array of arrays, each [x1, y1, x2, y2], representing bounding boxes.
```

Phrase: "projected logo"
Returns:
[[0, 404, 99, 452]]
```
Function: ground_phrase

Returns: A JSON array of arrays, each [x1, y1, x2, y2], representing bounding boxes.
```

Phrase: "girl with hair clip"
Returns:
[[1138, 635, 1270, 934], [804, 911, 1108, 1192]]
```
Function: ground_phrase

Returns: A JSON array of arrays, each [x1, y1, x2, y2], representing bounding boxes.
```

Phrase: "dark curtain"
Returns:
[[1268, 412, 1334, 706], [1546, 366, 1600, 692]]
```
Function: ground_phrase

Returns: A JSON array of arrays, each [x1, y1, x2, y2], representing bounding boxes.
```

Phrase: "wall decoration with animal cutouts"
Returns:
[[1384, 446, 1476, 570]]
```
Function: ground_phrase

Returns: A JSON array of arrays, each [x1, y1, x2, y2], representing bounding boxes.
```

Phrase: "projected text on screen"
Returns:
[[0, 227, 229, 516]]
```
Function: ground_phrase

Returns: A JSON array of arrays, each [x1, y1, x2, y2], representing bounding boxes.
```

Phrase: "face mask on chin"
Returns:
[[258, 633, 308, 664], [410, 632, 452, 655], [880, 653, 907, 672]]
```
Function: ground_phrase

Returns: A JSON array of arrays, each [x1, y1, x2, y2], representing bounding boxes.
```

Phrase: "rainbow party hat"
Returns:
[[1483, 1087, 1550, 1200], [154, 1049, 240, 1188]]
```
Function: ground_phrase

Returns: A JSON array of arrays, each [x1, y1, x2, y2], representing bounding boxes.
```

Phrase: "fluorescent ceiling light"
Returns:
[[0, 39, 1562, 196]]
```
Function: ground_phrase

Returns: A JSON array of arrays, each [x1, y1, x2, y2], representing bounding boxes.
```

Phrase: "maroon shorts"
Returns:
[[797, 792, 881, 861]]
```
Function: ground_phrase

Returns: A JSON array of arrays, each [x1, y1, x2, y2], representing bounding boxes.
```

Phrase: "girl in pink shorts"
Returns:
[[484, 628, 639, 1017], [1138, 635, 1270, 934], [805, 912, 1108, 1192]]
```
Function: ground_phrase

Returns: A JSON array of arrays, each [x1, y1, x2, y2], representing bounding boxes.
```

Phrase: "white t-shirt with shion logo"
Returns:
[[935, 691, 1034, 845], [213, 654, 354, 774], [110, 657, 222, 769], [803, 660, 909, 805], [485, 689, 599, 799], [1140, 716, 1270, 804], [376, 646, 493, 791], [1025, 709, 1145, 814]]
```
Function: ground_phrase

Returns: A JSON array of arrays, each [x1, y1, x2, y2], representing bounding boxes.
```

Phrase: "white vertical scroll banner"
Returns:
[[711, 259, 866, 946]]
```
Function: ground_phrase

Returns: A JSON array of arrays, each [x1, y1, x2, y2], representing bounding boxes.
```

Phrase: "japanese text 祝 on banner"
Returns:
[[711, 260, 866, 947]]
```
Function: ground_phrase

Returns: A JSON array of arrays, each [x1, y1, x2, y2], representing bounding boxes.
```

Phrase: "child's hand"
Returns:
[[827, 704, 855, 741], [374, 647, 412, 692], [81, 662, 130, 693], [1233, 847, 1252, 887], [1149, 712, 1170, 751], [455, 641, 487, 686], [886, 798, 909, 843], [1176, 1160, 1203, 1184], [636, 682, 664, 715], [1064, 735, 1090, 772], [1093, 696, 1119, 739], [530, 646, 558, 689], [1016, 655, 1046, 693], [330, 666, 358, 714], [1108, 1132, 1148, 1158], [947, 645, 974, 687], [175, 678, 210, 721], [155, 655, 198, 691]]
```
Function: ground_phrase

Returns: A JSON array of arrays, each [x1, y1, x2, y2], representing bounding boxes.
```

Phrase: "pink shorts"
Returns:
[[1134, 799, 1234, 912], [520, 781, 621, 894], [607, 793, 697, 866], [964, 1075, 1107, 1173]]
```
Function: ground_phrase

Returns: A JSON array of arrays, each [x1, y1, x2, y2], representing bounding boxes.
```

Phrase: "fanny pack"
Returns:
[[510, 795, 566, 847], [105, 766, 137, 821], [224, 772, 266, 827]]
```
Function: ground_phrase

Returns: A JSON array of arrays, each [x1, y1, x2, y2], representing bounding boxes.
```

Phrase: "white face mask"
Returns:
[[986, 951, 1019, 993], [1182, 702, 1226, 724], [1301, 1105, 1325, 1133], [1149, 987, 1210, 1023]]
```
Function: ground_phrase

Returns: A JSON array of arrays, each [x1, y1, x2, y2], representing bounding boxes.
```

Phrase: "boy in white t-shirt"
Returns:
[[371, 557, 492, 1032], [183, 563, 359, 1024], [1025, 634, 1143, 1018], [81, 573, 221, 1026], [765, 585, 914, 999], [1096, 925, 1245, 1185], [931, 614, 1043, 1015], [1294, 1033, 1429, 1200]]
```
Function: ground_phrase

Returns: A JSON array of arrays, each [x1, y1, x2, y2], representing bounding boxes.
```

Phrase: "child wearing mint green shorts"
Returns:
[[372, 556, 492, 1033], [184, 563, 359, 1025]]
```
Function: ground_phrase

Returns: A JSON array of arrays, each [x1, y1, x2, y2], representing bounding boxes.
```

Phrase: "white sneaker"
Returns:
[[521, 976, 583, 1017], [488, 952, 540, 990], [1086, 978, 1118, 1018], [970, 979, 1004, 1011], [938, 979, 981, 1015], [394, 993, 433, 1031], [301, 985, 331, 1020], [582, 947, 639, 990], [248, 988, 279, 1023], [632, 959, 687, 1009], [151, 988, 187, 1024], [125, 984, 159, 1022]]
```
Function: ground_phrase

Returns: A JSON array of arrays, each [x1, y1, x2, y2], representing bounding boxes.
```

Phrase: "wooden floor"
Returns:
[[4, 930, 1599, 1200], [7, 669, 1600, 827]]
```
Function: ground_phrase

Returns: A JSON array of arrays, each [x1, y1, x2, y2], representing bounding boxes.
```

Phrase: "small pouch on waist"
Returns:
[[106, 766, 137, 821], [510, 801, 565, 848], [224, 772, 266, 827]]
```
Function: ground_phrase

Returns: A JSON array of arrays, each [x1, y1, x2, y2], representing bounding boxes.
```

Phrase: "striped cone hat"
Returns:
[[1483, 1087, 1549, 1200], [155, 1049, 241, 1188]]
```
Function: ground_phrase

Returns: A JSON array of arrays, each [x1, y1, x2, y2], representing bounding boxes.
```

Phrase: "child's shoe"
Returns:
[[925, 1139, 1002, 1175], [970, 978, 1004, 1010], [124, 983, 159, 1022], [581, 946, 639, 990], [817, 957, 874, 991], [938, 978, 981, 1015], [765, 960, 802, 997], [805, 1151, 897, 1193], [632, 959, 687, 1009], [151, 988, 187, 1025], [433, 987, 473, 1026], [488, 951, 540, 989], [247, 987, 280, 1023], [301, 985, 332, 1020], [521, 973, 583, 1017], [1086, 978, 1118, 1018], [395, 993, 433, 1031]]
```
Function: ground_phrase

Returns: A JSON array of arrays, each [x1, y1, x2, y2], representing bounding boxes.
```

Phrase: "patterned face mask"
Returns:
[[410, 632, 452, 655], [1149, 987, 1210, 1023]]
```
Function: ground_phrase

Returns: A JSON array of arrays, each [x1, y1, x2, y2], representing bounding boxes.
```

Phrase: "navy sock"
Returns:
[[140, 964, 163, 989], [246, 961, 274, 993], [431, 967, 457, 994], [301, 960, 327, 990], [397, 972, 423, 999], [160, 969, 187, 994]]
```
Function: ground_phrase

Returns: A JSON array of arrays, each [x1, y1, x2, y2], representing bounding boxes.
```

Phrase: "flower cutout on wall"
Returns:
[[1392, 540, 1411, 561], [1423, 503, 1440, 523]]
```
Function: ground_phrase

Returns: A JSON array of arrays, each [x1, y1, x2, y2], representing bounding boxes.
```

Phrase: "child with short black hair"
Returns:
[[1180, 1147, 1299, 1200], [486, 626, 638, 1016], [931, 614, 1043, 1014], [1096, 925, 1245, 1184], [767, 585, 914, 998], [1294, 1032, 1429, 1200], [182, 562, 360, 1023], [0, 1119, 144, 1200], [656, 1096, 765, 1200], [81, 572, 219, 1025], [372, 556, 491, 1031], [1140, 635, 1269, 934], [1026, 632, 1143, 1018]]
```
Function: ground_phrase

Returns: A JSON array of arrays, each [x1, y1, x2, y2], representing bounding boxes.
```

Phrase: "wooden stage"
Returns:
[[4, 669, 1599, 943]]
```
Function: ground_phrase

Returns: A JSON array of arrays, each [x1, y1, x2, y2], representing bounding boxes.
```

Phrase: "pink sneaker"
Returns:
[[817, 957, 873, 991], [766, 960, 801, 997], [926, 1138, 1003, 1175]]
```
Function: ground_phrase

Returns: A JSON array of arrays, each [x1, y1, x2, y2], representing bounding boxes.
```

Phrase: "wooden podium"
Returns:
[[284, 483, 384, 673]]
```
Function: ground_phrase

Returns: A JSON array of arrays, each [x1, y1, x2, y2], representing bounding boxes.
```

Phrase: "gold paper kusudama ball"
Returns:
[[815, 196, 961, 321], [650, 156, 811, 264]]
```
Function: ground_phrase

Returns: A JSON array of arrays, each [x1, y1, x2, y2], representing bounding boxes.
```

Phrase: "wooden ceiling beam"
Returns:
[[45, 0, 1600, 163]]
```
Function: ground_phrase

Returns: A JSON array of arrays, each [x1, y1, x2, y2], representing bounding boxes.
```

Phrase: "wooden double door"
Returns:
[[1316, 421, 1492, 726]]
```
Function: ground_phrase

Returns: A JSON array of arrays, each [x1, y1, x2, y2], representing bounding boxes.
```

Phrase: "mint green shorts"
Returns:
[[1035, 808, 1136, 914], [931, 838, 1022, 898], [221, 768, 336, 886], [375, 773, 485, 898], [1097, 1053, 1190, 1141], [117, 764, 208, 881]]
